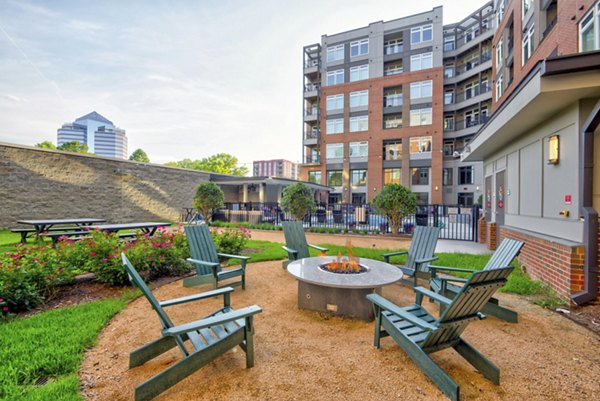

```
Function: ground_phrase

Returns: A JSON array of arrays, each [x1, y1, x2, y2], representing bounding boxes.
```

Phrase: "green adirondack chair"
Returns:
[[429, 238, 523, 323], [121, 254, 262, 401], [281, 221, 328, 268], [381, 226, 440, 286], [368, 266, 514, 401], [183, 224, 249, 289]]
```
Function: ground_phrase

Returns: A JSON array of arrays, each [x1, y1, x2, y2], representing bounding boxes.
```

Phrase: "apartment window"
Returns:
[[350, 64, 369, 81], [444, 115, 455, 131], [444, 63, 454, 78], [409, 108, 433, 126], [351, 169, 367, 186], [384, 168, 401, 185], [349, 141, 368, 158], [409, 136, 432, 154], [327, 170, 343, 186], [410, 52, 433, 71], [326, 118, 344, 134], [443, 141, 454, 156], [326, 44, 344, 62], [326, 69, 344, 86], [384, 39, 403, 55], [411, 168, 429, 185], [308, 171, 322, 184], [458, 192, 474, 207], [495, 75, 503, 101], [410, 80, 432, 99], [349, 115, 368, 132], [443, 36, 455, 51], [384, 114, 402, 129], [383, 140, 402, 160], [522, 0, 533, 19], [443, 168, 453, 186], [326, 94, 344, 111], [384, 63, 404, 76], [496, 39, 503, 69], [458, 166, 474, 185], [326, 143, 344, 159], [411, 24, 433, 44], [580, 3, 600, 52], [350, 90, 369, 108], [384, 88, 403, 107], [444, 90, 454, 105], [522, 25, 534, 65], [350, 39, 369, 57]]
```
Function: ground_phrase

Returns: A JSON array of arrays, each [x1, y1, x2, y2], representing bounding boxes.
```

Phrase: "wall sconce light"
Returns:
[[548, 135, 559, 165]]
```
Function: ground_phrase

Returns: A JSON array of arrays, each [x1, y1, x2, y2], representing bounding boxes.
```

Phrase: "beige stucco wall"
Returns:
[[0, 143, 211, 228]]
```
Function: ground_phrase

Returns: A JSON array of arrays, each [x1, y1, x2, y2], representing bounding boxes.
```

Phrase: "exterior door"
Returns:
[[495, 170, 505, 240]]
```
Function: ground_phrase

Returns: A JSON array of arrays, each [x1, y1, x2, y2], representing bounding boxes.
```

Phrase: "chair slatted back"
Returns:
[[421, 266, 513, 350], [185, 225, 221, 275], [405, 226, 440, 272], [484, 239, 523, 271], [283, 221, 310, 260]]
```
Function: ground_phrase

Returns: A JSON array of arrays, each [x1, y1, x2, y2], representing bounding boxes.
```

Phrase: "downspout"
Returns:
[[572, 100, 600, 305]]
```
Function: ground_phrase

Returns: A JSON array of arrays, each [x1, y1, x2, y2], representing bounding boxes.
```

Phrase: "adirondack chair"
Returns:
[[368, 266, 514, 401], [429, 238, 523, 323], [281, 220, 328, 268], [121, 254, 262, 401], [183, 224, 249, 289], [381, 226, 440, 286]]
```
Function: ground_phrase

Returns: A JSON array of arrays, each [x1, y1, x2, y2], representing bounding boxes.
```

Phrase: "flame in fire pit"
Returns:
[[320, 240, 366, 274]]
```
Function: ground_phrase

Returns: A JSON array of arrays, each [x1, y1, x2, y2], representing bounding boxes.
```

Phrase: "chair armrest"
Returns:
[[159, 287, 234, 307], [162, 305, 263, 336], [217, 253, 250, 261], [187, 258, 220, 268], [414, 286, 452, 306], [308, 244, 328, 252], [414, 256, 438, 265], [367, 294, 437, 331]]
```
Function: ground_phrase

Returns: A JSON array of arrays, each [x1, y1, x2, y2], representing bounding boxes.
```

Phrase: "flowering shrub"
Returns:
[[210, 227, 251, 255]]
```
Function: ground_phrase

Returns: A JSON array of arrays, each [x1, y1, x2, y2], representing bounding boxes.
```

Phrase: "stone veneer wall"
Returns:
[[0, 143, 211, 228]]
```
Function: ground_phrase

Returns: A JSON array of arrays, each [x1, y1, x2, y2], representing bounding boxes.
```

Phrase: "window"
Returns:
[[409, 136, 432, 153], [326, 69, 344, 86], [443, 36, 455, 51], [580, 3, 600, 52], [326, 44, 344, 62], [443, 168, 453, 186], [495, 75, 503, 101], [384, 114, 402, 129], [350, 90, 368, 108], [444, 115, 455, 131], [384, 63, 403, 76], [351, 169, 367, 186], [444, 90, 454, 105], [458, 192, 474, 207], [522, 25, 534, 65], [349, 141, 368, 157], [443, 141, 454, 156], [308, 171, 322, 184], [411, 168, 429, 185], [410, 52, 433, 71], [384, 88, 403, 107], [383, 140, 402, 160], [409, 108, 432, 126], [411, 24, 433, 44], [326, 118, 344, 134], [496, 39, 503, 69], [327, 170, 343, 186], [326, 94, 344, 111], [326, 143, 344, 159], [410, 80, 432, 99], [384, 168, 401, 185], [349, 115, 368, 132], [458, 166, 474, 185], [444, 63, 454, 78], [384, 39, 403, 55], [350, 64, 369, 81], [350, 39, 369, 57]]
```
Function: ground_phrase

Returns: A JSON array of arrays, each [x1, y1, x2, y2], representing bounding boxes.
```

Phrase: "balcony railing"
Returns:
[[304, 83, 320, 92]]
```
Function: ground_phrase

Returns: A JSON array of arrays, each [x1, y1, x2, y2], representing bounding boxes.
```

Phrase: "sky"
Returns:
[[0, 0, 486, 168]]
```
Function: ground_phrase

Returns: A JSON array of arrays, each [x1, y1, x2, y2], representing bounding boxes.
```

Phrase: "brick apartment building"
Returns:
[[253, 159, 299, 180]]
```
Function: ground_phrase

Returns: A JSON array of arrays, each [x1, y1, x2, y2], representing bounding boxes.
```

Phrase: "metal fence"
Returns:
[[183, 202, 480, 241]]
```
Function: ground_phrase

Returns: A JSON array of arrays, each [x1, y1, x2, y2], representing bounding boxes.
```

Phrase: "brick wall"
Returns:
[[0, 143, 211, 228]]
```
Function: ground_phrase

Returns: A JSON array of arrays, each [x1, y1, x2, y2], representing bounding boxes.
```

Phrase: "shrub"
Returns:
[[210, 227, 251, 255]]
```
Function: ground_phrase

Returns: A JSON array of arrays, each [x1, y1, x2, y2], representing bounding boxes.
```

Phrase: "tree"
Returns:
[[34, 141, 57, 150], [193, 181, 224, 223], [371, 184, 417, 235], [166, 153, 248, 176], [57, 141, 89, 154], [129, 148, 150, 163], [281, 183, 315, 221]]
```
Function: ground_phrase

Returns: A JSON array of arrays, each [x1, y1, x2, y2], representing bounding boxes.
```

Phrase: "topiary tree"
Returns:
[[371, 184, 417, 235], [281, 182, 316, 221], [193, 181, 224, 223]]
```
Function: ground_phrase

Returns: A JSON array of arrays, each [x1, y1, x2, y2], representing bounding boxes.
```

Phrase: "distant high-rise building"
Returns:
[[253, 159, 299, 179], [57, 111, 128, 159]]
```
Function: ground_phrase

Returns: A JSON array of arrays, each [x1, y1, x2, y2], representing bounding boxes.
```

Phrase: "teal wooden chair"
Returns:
[[382, 226, 440, 286], [183, 224, 249, 289], [121, 254, 262, 401], [281, 220, 328, 268], [429, 238, 523, 323], [368, 266, 514, 401]]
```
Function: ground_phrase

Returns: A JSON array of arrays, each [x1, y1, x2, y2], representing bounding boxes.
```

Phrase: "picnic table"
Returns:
[[14, 218, 106, 243]]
